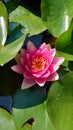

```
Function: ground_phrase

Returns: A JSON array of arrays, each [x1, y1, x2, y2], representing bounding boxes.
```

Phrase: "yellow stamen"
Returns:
[[32, 56, 46, 71]]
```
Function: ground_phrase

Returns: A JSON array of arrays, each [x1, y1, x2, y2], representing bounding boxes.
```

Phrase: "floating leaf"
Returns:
[[41, 0, 73, 37], [0, 1, 8, 46], [47, 72, 73, 130], [0, 107, 31, 130], [9, 6, 46, 36], [0, 108, 16, 130], [56, 50, 73, 61], [56, 21, 73, 61], [12, 102, 55, 130], [0, 33, 28, 65]]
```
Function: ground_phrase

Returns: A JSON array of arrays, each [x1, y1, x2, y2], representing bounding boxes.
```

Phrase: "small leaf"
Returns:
[[47, 72, 73, 130]]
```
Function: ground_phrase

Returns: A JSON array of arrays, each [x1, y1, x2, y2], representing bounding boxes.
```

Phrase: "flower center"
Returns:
[[31, 56, 46, 71]]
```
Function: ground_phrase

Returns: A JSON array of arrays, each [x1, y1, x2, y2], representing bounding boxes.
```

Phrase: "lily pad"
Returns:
[[0, 1, 8, 46], [47, 72, 73, 130], [0, 108, 16, 130], [9, 6, 46, 36], [0, 107, 31, 130], [41, 0, 73, 37], [12, 102, 56, 130], [0, 33, 27, 65]]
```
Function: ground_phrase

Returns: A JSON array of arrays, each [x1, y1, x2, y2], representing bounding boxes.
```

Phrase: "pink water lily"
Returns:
[[11, 41, 64, 89]]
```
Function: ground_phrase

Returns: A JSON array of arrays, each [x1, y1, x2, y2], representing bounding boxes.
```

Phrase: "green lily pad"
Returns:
[[47, 72, 73, 130], [56, 21, 73, 61], [9, 6, 46, 36], [0, 108, 16, 130], [56, 50, 73, 61], [12, 102, 56, 130], [0, 33, 27, 65], [0, 1, 8, 46], [0, 107, 31, 130], [41, 0, 73, 37]]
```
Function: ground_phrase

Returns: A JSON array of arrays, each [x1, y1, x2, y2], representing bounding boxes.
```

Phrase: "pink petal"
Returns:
[[39, 43, 50, 55], [32, 73, 42, 78], [32, 70, 46, 78], [41, 47, 49, 55], [21, 57, 27, 66], [25, 65, 31, 72], [52, 57, 65, 66], [21, 48, 26, 57], [26, 53, 32, 61], [49, 64, 59, 74], [41, 70, 50, 78], [47, 72, 59, 81], [27, 41, 37, 54], [35, 78, 46, 87], [39, 43, 47, 50], [46, 44, 51, 51], [47, 56, 54, 65], [23, 70, 32, 78], [48, 48, 56, 57], [21, 78, 36, 89], [34, 50, 42, 57], [11, 64, 24, 74]]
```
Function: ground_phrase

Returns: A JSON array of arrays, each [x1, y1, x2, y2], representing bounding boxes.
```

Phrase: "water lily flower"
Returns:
[[11, 41, 64, 89]]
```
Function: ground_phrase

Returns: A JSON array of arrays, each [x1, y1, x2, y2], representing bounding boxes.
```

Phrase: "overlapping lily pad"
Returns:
[[47, 72, 73, 130], [0, 1, 8, 46], [9, 6, 46, 36], [41, 0, 73, 37]]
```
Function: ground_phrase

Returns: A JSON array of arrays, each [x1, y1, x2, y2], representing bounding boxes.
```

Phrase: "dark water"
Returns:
[[0, 96, 12, 111]]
